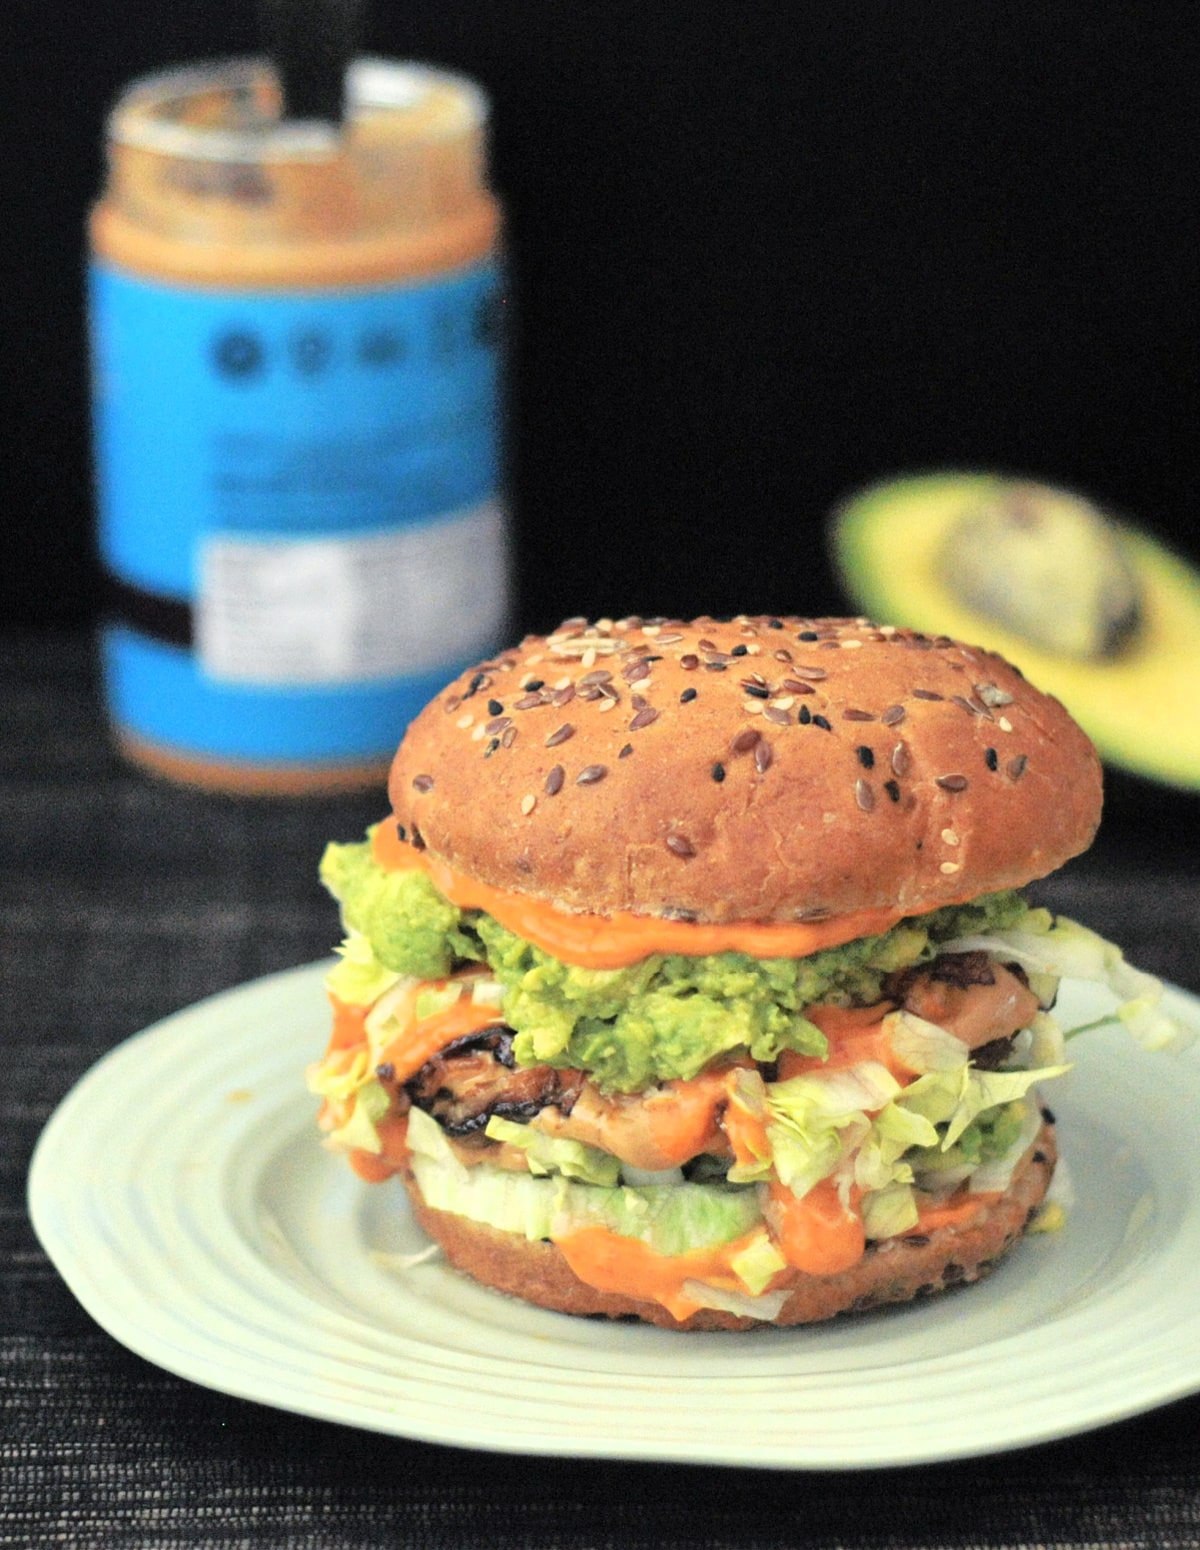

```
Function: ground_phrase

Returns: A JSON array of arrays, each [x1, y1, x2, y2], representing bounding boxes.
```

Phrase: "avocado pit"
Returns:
[[937, 481, 1142, 660]]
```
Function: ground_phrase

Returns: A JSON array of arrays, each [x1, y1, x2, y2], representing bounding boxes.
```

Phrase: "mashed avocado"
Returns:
[[320, 835, 1029, 1092]]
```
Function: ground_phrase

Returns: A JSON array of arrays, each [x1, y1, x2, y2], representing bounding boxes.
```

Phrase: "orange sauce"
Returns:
[[370, 819, 906, 969], [765, 1176, 866, 1276], [777, 1002, 919, 1083], [553, 1225, 778, 1322], [908, 1189, 1002, 1234]]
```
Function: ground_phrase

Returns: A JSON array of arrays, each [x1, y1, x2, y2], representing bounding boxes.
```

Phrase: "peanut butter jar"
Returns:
[[89, 57, 509, 794]]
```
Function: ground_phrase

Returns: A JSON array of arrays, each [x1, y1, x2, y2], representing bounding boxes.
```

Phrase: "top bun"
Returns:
[[389, 616, 1102, 924]]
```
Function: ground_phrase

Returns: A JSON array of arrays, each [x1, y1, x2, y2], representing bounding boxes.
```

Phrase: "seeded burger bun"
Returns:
[[315, 615, 1108, 1332], [390, 615, 1100, 922]]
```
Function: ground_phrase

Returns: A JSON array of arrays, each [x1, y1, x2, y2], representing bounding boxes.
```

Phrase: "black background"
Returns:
[[4, 1, 1197, 636]]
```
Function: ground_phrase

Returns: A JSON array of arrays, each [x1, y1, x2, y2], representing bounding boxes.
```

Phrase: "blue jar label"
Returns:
[[89, 258, 508, 764]]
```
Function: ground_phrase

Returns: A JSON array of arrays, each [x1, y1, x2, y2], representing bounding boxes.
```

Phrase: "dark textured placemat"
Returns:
[[4, 632, 1199, 1550]]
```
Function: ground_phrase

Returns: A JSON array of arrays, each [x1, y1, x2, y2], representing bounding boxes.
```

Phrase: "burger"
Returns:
[[308, 615, 1180, 1330]]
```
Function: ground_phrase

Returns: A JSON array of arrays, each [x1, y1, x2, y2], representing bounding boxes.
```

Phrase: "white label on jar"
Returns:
[[196, 499, 508, 686]]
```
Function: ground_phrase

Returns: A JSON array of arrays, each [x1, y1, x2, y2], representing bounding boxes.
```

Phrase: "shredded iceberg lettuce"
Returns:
[[407, 1107, 762, 1254], [941, 913, 1191, 1053], [484, 1116, 621, 1186]]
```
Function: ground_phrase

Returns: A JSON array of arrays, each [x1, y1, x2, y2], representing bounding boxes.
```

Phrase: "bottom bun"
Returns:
[[399, 1121, 1058, 1331]]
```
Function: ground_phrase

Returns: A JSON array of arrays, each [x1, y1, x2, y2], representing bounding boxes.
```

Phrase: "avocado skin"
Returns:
[[830, 472, 1200, 794]]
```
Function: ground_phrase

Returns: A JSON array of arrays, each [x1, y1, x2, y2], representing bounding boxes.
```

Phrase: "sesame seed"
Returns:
[[581, 648, 597, 668], [484, 737, 500, 757], [680, 687, 698, 703], [812, 715, 832, 731], [712, 762, 726, 782], [731, 727, 761, 753], [774, 648, 793, 662], [855, 778, 875, 811], [665, 833, 695, 858], [553, 676, 572, 691], [395, 823, 407, 841], [487, 698, 503, 716], [941, 827, 960, 846], [742, 699, 764, 715], [891, 741, 912, 776], [629, 706, 659, 731], [520, 794, 537, 815], [936, 774, 969, 792], [525, 678, 544, 691], [998, 716, 1014, 733], [798, 704, 812, 725], [771, 696, 795, 710], [471, 723, 489, 742], [544, 765, 564, 795], [456, 713, 474, 729], [597, 695, 619, 713], [884, 779, 901, 803], [755, 740, 773, 774], [799, 631, 819, 641], [856, 745, 875, 769], [642, 625, 661, 638], [842, 639, 864, 650], [985, 747, 999, 771], [940, 861, 962, 875], [412, 774, 435, 792], [618, 743, 634, 758], [1007, 754, 1028, 780], [731, 643, 749, 657], [576, 764, 608, 785], [881, 704, 906, 726]]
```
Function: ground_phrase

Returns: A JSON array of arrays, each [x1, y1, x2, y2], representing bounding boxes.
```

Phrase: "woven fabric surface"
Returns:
[[3, 632, 1199, 1550]]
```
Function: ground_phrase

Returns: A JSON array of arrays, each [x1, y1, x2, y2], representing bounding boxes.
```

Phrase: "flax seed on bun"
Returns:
[[389, 616, 1102, 924]]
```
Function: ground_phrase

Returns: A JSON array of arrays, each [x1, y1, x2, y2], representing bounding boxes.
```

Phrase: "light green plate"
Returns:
[[29, 960, 1200, 1469]]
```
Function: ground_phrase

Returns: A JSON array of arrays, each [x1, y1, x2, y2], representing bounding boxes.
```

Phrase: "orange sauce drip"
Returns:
[[777, 1002, 919, 1083], [350, 1113, 410, 1182], [553, 1225, 776, 1322], [908, 1189, 1003, 1234], [370, 819, 906, 969], [766, 1175, 866, 1276]]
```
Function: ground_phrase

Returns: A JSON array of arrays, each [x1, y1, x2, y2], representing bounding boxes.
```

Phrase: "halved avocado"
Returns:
[[830, 472, 1200, 792]]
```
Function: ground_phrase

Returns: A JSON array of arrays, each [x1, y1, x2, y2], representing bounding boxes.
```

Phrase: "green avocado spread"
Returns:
[[319, 834, 1029, 1092]]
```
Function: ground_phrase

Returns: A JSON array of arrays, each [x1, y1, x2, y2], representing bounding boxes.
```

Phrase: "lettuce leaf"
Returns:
[[484, 1116, 621, 1186], [407, 1107, 761, 1254], [941, 913, 1191, 1053]]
